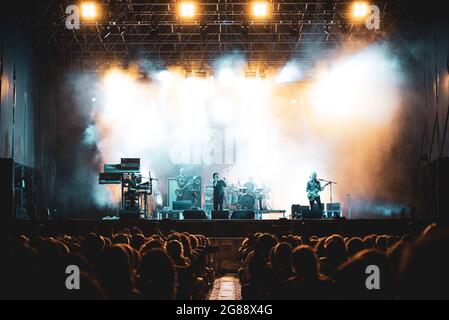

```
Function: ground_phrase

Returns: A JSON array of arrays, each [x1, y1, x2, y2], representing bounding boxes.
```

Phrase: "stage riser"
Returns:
[[7, 219, 433, 238]]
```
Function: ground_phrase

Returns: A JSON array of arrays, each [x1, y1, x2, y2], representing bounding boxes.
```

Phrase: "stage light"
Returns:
[[179, 2, 196, 19], [185, 69, 193, 79], [352, 2, 369, 20], [240, 23, 250, 36], [81, 2, 98, 19], [324, 22, 332, 35], [252, 1, 269, 18]]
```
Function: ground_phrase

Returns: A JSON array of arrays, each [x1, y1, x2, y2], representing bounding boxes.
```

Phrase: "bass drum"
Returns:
[[238, 194, 255, 210]]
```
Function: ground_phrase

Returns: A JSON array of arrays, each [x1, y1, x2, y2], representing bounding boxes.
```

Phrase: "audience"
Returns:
[[3, 222, 448, 299], [239, 224, 449, 300], [1, 229, 216, 300]]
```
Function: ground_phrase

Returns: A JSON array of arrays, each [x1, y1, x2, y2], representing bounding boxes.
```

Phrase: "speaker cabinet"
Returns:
[[0, 158, 14, 220], [183, 210, 208, 220], [119, 210, 141, 220], [291, 204, 310, 219], [230, 210, 255, 220], [173, 200, 192, 211], [211, 210, 230, 219]]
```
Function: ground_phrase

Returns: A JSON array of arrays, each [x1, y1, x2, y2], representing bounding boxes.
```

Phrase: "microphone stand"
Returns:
[[319, 179, 338, 204]]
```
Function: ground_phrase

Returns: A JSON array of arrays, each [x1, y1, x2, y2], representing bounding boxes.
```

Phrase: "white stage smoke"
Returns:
[[87, 42, 405, 216]]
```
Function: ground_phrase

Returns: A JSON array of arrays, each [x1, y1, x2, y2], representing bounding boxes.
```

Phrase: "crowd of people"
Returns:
[[3, 222, 449, 300], [238, 223, 449, 299], [2, 228, 216, 299]]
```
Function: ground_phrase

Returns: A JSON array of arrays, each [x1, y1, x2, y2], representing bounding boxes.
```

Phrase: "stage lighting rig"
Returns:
[[179, 1, 196, 19], [252, 1, 270, 19], [240, 23, 250, 36], [100, 25, 112, 39], [324, 22, 332, 35], [149, 20, 158, 38], [289, 23, 300, 38], [81, 2, 98, 20], [200, 22, 208, 39], [352, 2, 369, 20]]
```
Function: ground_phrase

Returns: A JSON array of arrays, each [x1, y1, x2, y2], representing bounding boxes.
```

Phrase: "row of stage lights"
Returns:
[[80, 1, 372, 22]]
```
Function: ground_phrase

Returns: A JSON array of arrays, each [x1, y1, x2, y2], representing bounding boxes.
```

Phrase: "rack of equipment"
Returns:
[[99, 158, 156, 218]]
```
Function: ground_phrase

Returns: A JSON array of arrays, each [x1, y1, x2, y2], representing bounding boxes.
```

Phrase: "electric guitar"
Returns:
[[307, 181, 331, 200]]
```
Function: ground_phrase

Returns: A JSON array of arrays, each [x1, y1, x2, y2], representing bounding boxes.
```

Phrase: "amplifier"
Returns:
[[326, 202, 341, 212], [291, 205, 310, 219], [326, 203, 342, 219], [183, 210, 208, 220], [158, 210, 182, 220], [173, 200, 192, 210], [230, 210, 255, 220], [211, 210, 230, 219], [302, 209, 324, 219]]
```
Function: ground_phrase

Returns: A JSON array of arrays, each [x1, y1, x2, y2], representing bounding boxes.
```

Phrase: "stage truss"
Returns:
[[21, 0, 414, 72]]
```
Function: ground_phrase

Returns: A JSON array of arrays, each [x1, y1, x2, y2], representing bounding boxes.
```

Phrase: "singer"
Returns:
[[212, 172, 226, 211]]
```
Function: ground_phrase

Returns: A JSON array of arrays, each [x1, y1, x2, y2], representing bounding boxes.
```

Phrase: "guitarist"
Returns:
[[212, 173, 226, 211], [306, 172, 324, 213]]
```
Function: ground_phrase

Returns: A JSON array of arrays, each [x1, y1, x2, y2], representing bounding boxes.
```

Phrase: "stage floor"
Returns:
[[7, 218, 432, 238]]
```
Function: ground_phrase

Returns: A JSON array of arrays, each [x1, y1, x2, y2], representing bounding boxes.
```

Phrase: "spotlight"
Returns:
[[149, 20, 158, 38], [117, 24, 126, 36], [185, 69, 193, 79], [252, 1, 269, 19], [352, 2, 369, 20], [179, 1, 196, 19], [195, 70, 207, 79], [81, 2, 98, 20], [101, 25, 111, 39], [200, 23, 208, 38], [324, 22, 332, 34], [264, 24, 272, 33], [240, 22, 249, 36]]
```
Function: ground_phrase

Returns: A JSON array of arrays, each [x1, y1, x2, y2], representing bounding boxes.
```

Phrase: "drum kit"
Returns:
[[224, 184, 269, 210]]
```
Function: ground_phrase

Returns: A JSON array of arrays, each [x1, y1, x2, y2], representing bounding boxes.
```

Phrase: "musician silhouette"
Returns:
[[306, 172, 323, 213], [212, 173, 226, 211]]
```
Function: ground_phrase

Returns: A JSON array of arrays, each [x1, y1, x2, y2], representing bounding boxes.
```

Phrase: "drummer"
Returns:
[[243, 176, 257, 195]]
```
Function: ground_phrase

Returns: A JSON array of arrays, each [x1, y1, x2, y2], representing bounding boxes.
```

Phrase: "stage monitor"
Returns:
[[211, 210, 230, 220], [291, 204, 310, 219], [119, 210, 141, 220], [0, 158, 14, 221], [301, 209, 324, 219], [173, 200, 192, 211], [183, 210, 208, 220], [230, 210, 255, 220]]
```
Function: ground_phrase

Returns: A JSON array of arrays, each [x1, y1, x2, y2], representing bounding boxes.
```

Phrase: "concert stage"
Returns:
[[7, 218, 432, 238]]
